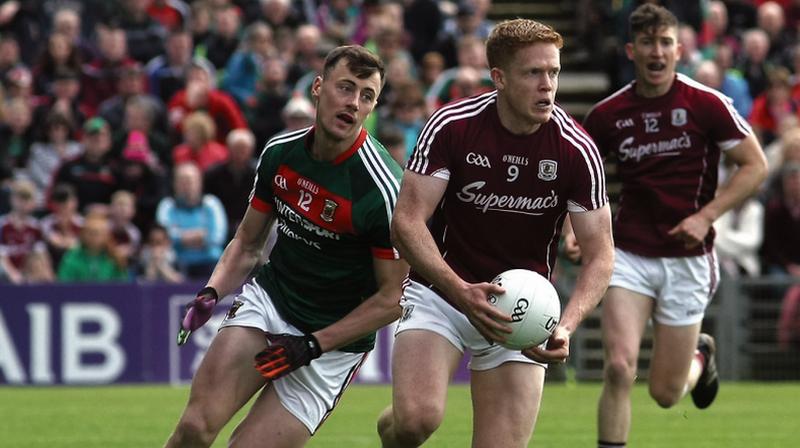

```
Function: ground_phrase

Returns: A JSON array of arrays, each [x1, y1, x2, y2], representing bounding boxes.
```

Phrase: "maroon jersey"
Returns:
[[583, 74, 751, 257], [0, 215, 46, 269], [407, 90, 607, 287]]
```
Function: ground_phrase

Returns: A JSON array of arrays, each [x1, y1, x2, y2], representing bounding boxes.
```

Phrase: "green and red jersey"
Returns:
[[250, 127, 403, 352]]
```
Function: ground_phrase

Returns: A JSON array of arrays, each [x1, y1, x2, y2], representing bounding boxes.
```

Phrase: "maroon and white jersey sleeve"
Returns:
[[583, 74, 751, 257], [407, 91, 606, 290]]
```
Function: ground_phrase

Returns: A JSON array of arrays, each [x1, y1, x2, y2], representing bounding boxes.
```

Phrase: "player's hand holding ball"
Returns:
[[487, 269, 565, 362], [254, 333, 323, 381], [177, 286, 219, 345]]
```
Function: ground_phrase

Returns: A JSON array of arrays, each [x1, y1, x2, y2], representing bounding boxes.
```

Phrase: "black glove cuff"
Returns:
[[305, 333, 323, 360], [198, 286, 219, 303]]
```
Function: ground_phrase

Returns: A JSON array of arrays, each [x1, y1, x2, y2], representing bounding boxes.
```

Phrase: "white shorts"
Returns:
[[395, 280, 545, 371], [609, 248, 719, 326], [219, 279, 367, 434]]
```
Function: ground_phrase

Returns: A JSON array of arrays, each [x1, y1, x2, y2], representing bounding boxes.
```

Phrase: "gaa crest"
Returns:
[[671, 108, 687, 126], [320, 199, 338, 222], [538, 159, 558, 181]]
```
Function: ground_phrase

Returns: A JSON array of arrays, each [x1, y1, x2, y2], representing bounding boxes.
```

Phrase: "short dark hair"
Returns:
[[486, 19, 563, 70], [322, 45, 385, 85], [629, 4, 678, 39]]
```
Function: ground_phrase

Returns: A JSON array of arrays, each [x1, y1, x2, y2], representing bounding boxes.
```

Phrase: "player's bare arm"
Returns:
[[312, 257, 409, 352], [391, 170, 513, 343], [206, 205, 276, 297], [523, 204, 613, 363], [561, 214, 582, 263], [668, 134, 768, 248]]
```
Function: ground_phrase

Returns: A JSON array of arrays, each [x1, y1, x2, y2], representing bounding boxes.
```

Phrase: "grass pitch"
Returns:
[[1, 382, 796, 447]]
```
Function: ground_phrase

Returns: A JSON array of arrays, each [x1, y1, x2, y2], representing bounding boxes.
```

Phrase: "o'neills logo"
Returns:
[[456, 181, 558, 215], [618, 132, 692, 162]]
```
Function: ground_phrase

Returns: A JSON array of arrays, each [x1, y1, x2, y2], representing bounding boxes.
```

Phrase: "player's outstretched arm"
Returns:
[[177, 206, 275, 344], [525, 205, 613, 363], [391, 170, 512, 343], [668, 134, 768, 248]]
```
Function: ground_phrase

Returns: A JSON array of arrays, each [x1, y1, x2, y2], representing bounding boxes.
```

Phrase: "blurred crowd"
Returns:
[[0, 0, 798, 343], [0, 0, 497, 285]]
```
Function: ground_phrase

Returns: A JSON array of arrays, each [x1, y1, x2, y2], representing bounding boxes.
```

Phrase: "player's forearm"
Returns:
[[700, 157, 767, 223], [560, 245, 614, 335], [313, 288, 403, 352], [206, 237, 263, 297], [391, 217, 465, 299]]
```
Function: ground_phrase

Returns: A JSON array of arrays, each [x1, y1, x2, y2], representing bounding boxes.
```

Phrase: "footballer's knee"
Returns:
[[649, 383, 682, 408], [172, 412, 219, 446], [604, 355, 637, 389], [391, 403, 444, 446]]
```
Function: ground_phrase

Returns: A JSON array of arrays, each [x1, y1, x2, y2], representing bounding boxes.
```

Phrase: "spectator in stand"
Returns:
[[146, 28, 198, 105], [172, 110, 229, 172], [426, 35, 493, 113], [203, 128, 256, 241], [714, 158, 765, 279], [116, 129, 168, 233], [51, 117, 118, 212], [137, 223, 183, 283], [737, 28, 773, 98], [188, 0, 213, 47], [57, 212, 129, 282], [777, 284, 800, 351], [0, 1, 40, 65], [292, 40, 335, 101], [244, 56, 291, 144], [118, 0, 167, 64], [3, 65, 33, 104], [419, 50, 445, 91], [758, 1, 795, 68], [32, 67, 87, 141], [315, 0, 368, 45], [221, 21, 276, 105], [749, 66, 798, 145], [108, 190, 141, 272], [761, 162, 800, 277], [40, 183, 83, 267], [0, 33, 23, 84], [203, 3, 241, 70], [676, 24, 703, 77], [403, 0, 443, 63], [113, 95, 171, 169], [0, 179, 54, 284], [24, 111, 82, 202], [81, 23, 137, 117], [50, 7, 96, 64], [167, 59, 247, 145], [279, 95, 315, 133], [147, 0, 189, 32], [286, 24, 322, 84], [156, 162, 227, 279], [700, 1, 741, 60], [434, 0, 494, 68], [379, 80, 426, 163], [257, 0, 302, 31], [0, 97, 34, 180], [711, 46, 754, 117], [31, 31, 83, 97], [98, 60, 166, 133]]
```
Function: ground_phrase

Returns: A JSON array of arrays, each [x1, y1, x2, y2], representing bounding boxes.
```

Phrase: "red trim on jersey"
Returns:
[[250, 197, 272, 213], [274, 165, 355, 233], [371, 246, 397, 259], [333, 128, 367, 165]]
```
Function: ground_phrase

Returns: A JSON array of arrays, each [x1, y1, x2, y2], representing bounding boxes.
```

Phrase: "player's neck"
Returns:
[[495, 98, 542, 135], [310, 130, 351, 161], [635, 78, 674, 98]]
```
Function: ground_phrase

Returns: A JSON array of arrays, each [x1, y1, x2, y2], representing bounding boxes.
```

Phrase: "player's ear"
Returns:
[[311, 75, 322, 101], [490, 67, 505, 90], [624, 42, 635, 61]]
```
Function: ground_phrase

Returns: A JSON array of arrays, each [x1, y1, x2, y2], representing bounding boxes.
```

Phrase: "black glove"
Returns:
[[177, 287, 219, 345], [253, 333, 323, 381]]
